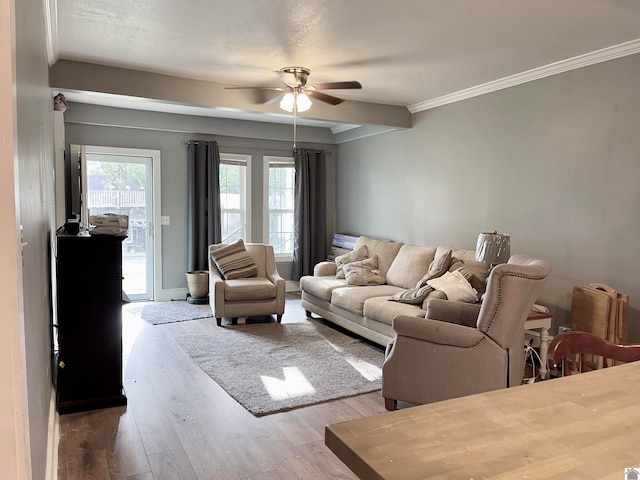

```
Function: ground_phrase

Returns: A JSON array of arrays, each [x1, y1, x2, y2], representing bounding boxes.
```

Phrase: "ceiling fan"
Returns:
[[226, 66, 362, 112]]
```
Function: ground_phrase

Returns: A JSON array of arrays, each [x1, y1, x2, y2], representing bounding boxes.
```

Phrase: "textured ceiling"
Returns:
[[52, 0, 640, 117]]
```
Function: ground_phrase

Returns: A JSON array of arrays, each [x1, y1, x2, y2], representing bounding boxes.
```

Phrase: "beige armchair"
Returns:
[[208, 243, 286, 326], [382, 254, 551, 410]]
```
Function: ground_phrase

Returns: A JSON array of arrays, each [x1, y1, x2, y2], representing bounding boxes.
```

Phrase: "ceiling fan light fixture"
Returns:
[[280, 92, 312, 113], [279, 93, 295, 112], [296, 93, 312, 112]]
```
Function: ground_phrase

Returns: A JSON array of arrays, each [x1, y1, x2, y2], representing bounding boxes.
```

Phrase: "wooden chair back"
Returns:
[[549, 331, 640, 377]]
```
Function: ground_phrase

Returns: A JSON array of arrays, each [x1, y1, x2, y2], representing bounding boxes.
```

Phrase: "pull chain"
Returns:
[[293, 99, 298, 150]]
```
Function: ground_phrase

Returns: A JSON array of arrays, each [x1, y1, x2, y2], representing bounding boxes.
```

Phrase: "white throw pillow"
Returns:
[[335, 245, 369, 279], [343, 255, 386, 286], [426, 270, 478, 303]]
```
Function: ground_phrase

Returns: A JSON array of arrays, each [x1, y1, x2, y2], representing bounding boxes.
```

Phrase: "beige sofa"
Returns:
[[300, 236, 491, 347]]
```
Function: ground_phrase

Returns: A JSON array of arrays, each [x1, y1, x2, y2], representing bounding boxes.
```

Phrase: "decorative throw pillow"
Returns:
[[210, 239, 259, 280], [388, 284, 435, 304], [449, 257, 486, 295], [335, 245, 368, 279], [425, 247, 453, 280], [415, 247, 453, 288], [449, 258, 477, 283], [343, 255, 386, 286], [342, 255, 378, 275], [426, 270, 478, 303]]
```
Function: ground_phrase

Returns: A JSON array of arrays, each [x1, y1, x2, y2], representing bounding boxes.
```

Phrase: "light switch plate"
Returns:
[[161, 216, 170, 226]]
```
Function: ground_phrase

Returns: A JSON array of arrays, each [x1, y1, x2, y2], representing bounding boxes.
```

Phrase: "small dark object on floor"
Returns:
[[187, 294, 208, 305]]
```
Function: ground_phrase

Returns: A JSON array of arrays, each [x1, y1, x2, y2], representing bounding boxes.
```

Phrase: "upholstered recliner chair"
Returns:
[[382, 254, 551, 410], [208, 241, 286, 326]]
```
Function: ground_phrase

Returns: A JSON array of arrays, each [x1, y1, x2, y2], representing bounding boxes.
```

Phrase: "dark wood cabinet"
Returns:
[[55, 233, 127, 414]]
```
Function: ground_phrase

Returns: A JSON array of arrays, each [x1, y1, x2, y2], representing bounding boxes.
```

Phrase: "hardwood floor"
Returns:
[[57, 293, 388, 479]]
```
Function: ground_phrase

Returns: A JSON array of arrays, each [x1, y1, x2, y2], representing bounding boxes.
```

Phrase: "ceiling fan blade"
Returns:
[[263, 93, 285, 105], [310, 81, 362, 90], [307, 90, 344, 105], [224, 86, 285, 91]]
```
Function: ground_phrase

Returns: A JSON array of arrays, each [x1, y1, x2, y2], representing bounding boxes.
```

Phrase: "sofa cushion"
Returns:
[[427, 270, 478, 303], [353, 236, 403, 277], [386, 244, 436, 289], [224, 278, 275, 301], [364, 296, 426, 326], [299, 275, 348, 301], [331, 285, 404, 316], [211, 239, 259, 279], [335, 245, 369, 279], [343, 256, 386, 286]]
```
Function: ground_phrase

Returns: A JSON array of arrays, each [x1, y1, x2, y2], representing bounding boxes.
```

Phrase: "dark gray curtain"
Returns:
[[187, 140, 222, 272], [292, 148, 327, 280]]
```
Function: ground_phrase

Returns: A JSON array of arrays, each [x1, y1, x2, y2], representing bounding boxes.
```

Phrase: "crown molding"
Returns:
[[409, 38, 640, 114], [330, 123, 360, 135]]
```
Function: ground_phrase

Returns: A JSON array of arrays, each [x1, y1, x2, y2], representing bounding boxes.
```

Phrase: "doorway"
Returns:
[[74, 145, 161, 301]]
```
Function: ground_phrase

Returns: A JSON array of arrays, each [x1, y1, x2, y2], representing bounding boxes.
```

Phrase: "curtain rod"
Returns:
[[184, 140, 332, 155]]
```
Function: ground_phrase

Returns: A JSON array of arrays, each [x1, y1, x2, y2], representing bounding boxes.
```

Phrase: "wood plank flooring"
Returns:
[[57, 293, 388, 479]]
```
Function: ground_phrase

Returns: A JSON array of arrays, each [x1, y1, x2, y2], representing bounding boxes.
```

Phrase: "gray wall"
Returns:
[[64, 105, 337, 294], [336, 53, 640, 341], [13, 0, 57, 477]]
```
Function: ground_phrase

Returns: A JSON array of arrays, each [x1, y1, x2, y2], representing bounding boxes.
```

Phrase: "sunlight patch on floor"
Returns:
[[324, 339, 346, 353], [261, 367, 316, 401], [345, 356, 382, 381], [121, 309, 146, 355]]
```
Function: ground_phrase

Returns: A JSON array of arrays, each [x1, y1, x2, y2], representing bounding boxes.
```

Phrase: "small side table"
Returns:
[[524, 310, 553, 379]]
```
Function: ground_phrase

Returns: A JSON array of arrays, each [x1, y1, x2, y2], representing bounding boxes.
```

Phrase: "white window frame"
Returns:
[[220, 153, 251, 243], [263, 155, 295, 260]]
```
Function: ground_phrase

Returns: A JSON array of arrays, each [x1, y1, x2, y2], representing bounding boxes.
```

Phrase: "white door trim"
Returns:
[[76, 144, 162, 301]]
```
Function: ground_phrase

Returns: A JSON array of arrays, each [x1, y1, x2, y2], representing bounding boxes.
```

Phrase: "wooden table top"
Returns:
[[325, 361, 640, 480]]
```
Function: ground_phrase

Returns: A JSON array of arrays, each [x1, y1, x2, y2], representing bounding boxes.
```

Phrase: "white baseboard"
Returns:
[[45, 386, 59, 480], [158, 283, 299, 300]]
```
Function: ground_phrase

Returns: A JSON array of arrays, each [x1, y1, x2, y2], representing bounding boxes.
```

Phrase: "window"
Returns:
[[219, 153, 251, 243], [264, 156, 295, 257]]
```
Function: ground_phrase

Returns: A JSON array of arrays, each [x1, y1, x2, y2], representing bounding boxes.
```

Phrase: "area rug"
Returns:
[[174, 322, 384, 416], [124, 300, 213, 325]]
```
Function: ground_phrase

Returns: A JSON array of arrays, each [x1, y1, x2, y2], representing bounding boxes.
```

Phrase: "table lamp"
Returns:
[[475, 231, 511, 270]]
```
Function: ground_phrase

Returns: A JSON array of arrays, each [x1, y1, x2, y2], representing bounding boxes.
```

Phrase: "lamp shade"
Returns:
[[280, 93, 295, 112], [475, 231, 511, 264], [296, 93, 312, 112], [279, 92, 312, 113]]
